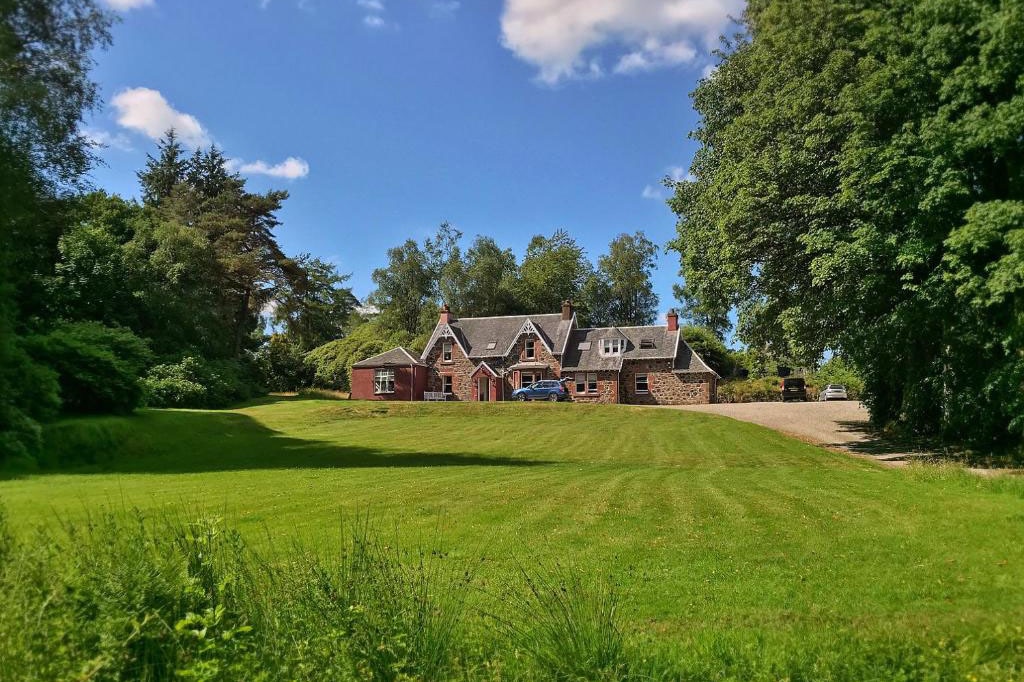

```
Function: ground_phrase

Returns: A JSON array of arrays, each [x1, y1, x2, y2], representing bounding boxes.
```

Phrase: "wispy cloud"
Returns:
[[81, 127, 135, 152], [103, 0, 153, 10], [357, 0, 393, 28], [230, 157, 311, 180], [641, 184, 663, 200], [500, 0, 741, 85], [111, 87, 211, 148]]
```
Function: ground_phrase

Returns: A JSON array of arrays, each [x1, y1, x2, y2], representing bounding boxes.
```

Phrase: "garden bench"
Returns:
[[423, 392, 448, 402]]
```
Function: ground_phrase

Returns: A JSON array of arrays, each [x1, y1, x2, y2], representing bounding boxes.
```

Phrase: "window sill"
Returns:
[[374, 392, 396, 396]]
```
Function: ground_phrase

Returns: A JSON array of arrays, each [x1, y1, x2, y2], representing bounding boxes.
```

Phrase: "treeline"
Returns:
[[671, 0, 1024, 452], [0, 1, 361, 464], [302, 223, 667, 393], [0, 0, 676, 465]]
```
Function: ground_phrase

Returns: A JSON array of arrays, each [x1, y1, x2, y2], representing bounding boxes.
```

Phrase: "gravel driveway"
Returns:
[[667, 401, 920, 464]]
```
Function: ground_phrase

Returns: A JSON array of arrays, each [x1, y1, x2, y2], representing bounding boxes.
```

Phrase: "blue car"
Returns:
[[512, 379, 569, 402]]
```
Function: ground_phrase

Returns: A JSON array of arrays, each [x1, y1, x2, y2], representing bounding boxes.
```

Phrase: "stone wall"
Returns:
[[424, 337, 476, 401], [620, 360, 715, 405], [501, 333, 562, 398], [563, 370, 619, 404]]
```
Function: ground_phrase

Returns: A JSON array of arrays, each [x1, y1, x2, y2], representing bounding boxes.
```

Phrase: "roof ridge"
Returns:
[[452, 312, 561, 321]]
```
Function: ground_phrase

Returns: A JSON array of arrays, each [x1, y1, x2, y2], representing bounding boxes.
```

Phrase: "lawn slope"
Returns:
[[2, 398, 1022, 664]]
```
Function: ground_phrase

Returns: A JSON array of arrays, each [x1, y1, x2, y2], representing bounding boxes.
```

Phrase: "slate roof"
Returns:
[[415, 309, 718, 377], [420, 313, 569, 360], [353, 347, 424, 368], [561, 325, 717, 375]]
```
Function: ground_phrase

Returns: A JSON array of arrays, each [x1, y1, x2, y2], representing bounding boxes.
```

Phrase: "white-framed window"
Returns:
[[442, 342, 453, 362], [587, 373, 598, 393], [575, 374, 586, 394], [520, 372, 537, 388], [600, 338, 624, 356], [635, 373, 649, 394], [524, 338, 535, 359], [374, 368, 395, 394], [442, 375, 453, 394]]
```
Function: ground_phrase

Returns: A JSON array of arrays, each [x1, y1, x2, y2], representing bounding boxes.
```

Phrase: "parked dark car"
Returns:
[[780, 377, 807, 402], [512, 379, 569, 402]]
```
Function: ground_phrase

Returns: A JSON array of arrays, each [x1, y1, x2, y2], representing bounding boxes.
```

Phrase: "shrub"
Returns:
[[718, 376, 783, 403], [143, 356, 262, 409], [681, 325, 734, 376], [809, 356, 864, 400], [306, 322, 414, 392], [254, 334, 313, 392], [24, 321, 152, 415]]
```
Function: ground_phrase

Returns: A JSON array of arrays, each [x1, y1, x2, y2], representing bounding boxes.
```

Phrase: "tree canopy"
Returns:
[[669, 0, 1024, 448]]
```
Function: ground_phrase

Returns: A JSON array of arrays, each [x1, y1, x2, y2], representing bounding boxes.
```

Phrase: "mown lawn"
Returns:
[[2, 397, 1023, 662]]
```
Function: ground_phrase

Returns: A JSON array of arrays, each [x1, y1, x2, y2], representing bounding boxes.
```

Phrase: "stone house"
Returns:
[[350, 302, 718, 405]]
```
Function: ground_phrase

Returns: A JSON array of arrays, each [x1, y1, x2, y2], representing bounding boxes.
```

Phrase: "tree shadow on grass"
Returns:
[[831, 419, 948, 461], [8, 409, 552, 478]]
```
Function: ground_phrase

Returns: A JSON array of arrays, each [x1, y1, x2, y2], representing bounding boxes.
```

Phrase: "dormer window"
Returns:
[[524, 338, 536, 359], [639, 338, 656, 350], [442, 342, 453, 362], [601, 338, 624, 356]]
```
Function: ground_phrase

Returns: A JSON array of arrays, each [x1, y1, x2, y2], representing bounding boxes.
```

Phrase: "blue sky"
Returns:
[[85, 0, 742, 320]]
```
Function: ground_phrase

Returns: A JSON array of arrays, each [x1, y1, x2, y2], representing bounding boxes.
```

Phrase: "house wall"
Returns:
[[620, 360, 716, 405], [351, 366, 420, 401], [504, 333, 562, 396], [424, 336, 476, 401], [562, 370, 619, 404]]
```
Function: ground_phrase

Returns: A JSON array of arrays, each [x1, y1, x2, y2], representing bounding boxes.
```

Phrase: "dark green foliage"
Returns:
[[254, 335, 313, 393], [516, 230, 592, 315], [681, 325, 732, 376], [25, 322, 152, 415], [669, 0, 1024, 449], [305, 322, 414, 391], [586, 232, 659, 327], [369, 240, 437, 336], [143, 357, 261, 409], [273, 255, 357, 351], [461, 236, 520, 317]]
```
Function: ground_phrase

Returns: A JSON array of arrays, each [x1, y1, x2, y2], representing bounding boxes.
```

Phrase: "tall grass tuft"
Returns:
[[1, 508, 1023, 681], [492, 562, 628, 681], [333, 517, 475, 681]]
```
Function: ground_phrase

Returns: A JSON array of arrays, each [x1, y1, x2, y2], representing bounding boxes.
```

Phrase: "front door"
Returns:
[[477, 377, 490, 401]]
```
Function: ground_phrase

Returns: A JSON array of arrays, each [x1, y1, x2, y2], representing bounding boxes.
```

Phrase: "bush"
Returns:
[[718, 376, 783, 403], [143, 356, 262, 409], [306, 322, 414, 392], [809, 356, 864, 400], [254, 334, 313, 392], [681, 325, 734, 376], [24, 321, 152, 415]]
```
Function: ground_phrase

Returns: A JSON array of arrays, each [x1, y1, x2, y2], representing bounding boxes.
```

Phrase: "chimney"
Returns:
[[561, 300, 574, 321], [439, 303, 453, 325], [666, 309, 679, 332]]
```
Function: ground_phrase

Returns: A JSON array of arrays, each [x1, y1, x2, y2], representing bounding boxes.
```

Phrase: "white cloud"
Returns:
[[103, 0, 153, 10], [500, 0, 742, 85], [234, 157, 311, 180], [641, 185, 663, 200], [357, 0, 384, 10], [363, 14, 386, 27], [81, 127, 135, 152], [111, 87, 210, 148]]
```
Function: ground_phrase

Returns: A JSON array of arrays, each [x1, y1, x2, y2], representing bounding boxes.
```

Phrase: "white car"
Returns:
[[819, 384, 848, 401]]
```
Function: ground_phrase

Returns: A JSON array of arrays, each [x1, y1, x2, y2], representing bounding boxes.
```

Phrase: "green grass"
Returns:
[[2, 398, 1023, 678]]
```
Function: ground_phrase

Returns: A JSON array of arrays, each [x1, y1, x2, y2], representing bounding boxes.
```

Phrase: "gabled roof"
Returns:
[[421, 313, 568, 360], [560, 325, 718, 376], [353, 347, 424, 368]]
